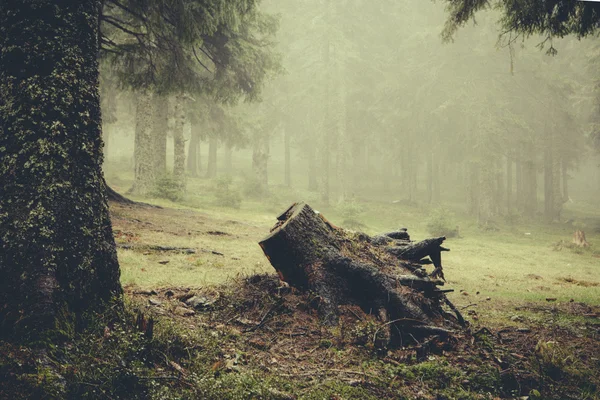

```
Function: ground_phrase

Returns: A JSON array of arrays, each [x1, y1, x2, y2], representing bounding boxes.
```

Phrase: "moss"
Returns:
[[0, 0, 122, 343]]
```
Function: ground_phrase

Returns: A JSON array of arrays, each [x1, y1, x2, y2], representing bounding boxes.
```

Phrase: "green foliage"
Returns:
[[242, 175, 269, 199], [337, 200, 365, 229], [426, 206, 459, 237], [215, 176, 242, 208], [151, 174, 184, 202]]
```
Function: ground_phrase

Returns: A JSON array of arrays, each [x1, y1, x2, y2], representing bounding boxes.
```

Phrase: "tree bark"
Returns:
[[544, 144, 554, 222], [252, 131, 269, 194], [129, 90, 155, 195], [172, 93, 186, 191], [224, 145, 233, 175], [259, 203, 463, 345], [152, 95, 169, 177], [561, 157, 569, 202], [0, 0, 121, 342], [522, 143, 537, 218], [506, 156, 513, 213], [187, 128, 200, 177], [206, 136, 218, 178], [308, 140, 318, 192]]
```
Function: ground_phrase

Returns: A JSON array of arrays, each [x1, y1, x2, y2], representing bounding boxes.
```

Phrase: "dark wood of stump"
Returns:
[[259, 202, 464, 345]]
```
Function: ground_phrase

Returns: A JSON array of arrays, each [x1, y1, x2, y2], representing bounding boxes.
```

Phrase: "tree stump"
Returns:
[[573, 230, 590, 248], [259, 202, 464, 346]]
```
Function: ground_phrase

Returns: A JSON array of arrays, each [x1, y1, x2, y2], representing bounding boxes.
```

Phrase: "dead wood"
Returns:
[[258, 202, 464, 346], [573, 230, 590, 248]]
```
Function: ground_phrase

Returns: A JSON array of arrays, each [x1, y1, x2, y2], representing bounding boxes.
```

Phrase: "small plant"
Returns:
[[337, 200, 365, 229], [242, 175, 268, 199], [426, 206, 459, 237], [214, 176, 242, 209], [151, 174, 184, 202]]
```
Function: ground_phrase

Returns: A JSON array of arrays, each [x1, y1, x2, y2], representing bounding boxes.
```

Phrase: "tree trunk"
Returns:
[[544, 144, 554, 222], [206, 136, 218, 178], [308, 141, 318, 192], [284, 124, 291, 187], [152, 95, 169, 177], [561, 158, 569, 202], [432, 152, 440, 204], [522, 143, 537, 218], [573, 230, 590, 248], [515, 150, 523, 213], [172, 93, 186, 191], [259, 203, 463, 345], [0, 0, 121, 342], [224, 145, 233, 175], [129, 90, 155, 195], [467, 161, 480, 216], [427, 151, 433, 204], [506, 156, 513, 213], [252, 131, 270, 195], [187, 128, 199, 177]]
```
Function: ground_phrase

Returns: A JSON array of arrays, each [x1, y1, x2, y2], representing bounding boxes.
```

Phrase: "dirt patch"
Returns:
[[526, 274, 543, 280], [122, 274, 600, 399], [558, 276, 600, 287]]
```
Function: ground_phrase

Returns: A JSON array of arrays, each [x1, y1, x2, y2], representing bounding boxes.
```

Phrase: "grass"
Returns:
[[107, 169, 600, 312]]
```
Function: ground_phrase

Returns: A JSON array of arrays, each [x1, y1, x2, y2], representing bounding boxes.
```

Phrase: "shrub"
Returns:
[[426, 206, 459, 237], [242, 175, 268, 199], [337, 200, 365, 229], [151, 174, 184, 202], [214, 176, 242, 209]]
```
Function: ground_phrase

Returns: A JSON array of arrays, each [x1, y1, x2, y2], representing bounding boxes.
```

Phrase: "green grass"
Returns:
[[106, 166, 600, 315]]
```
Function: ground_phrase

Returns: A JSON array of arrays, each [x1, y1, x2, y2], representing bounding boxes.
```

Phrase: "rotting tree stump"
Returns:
[[259, 202, 465, 346], [573, 230, 590, 248]]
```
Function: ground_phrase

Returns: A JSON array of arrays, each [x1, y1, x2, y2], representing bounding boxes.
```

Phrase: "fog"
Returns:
[[101, 0, 600, 225]]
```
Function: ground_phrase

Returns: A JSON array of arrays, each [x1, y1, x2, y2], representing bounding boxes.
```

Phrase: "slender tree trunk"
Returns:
[[522, 143, 537, 218], [552, 146, 562, 221], [561, 158, 569, 202], [544, 144, 554, 222], [172, 94, 186, 191], [130, 90, 155, 195], [187, 127, 199, 177], [515, 154, 521, 210], [0, 0, 121, 342], [224, 145, 233, 175], [206, 136, 218, 178], [284, 125, 291, 187], [432, 152, 440, 204], [467, 162, 480, 216], [426, 151, 433, 204], [308, 141, 318, 191], [252, 131, 270, 195], [478, 158, 495, 224], [506, 156, 513, 213], [152, 95, 169, 177]]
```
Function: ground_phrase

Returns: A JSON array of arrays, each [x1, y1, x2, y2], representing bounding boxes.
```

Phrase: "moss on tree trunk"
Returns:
[[0, 0, 122, 343], [172, 93, 186, 191]]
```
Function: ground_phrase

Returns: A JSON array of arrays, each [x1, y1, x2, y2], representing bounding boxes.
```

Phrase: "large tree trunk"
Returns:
[[152, 95, 169, 177], [129, 90, 155, 195], [0, 0, 122, 342], [187, 128, 200, 177], [259, 203, 464, 346]]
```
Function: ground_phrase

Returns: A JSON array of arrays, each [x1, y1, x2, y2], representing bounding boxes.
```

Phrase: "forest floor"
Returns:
[[104, 189, 600, 400], [3, 178, 600, 399]]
